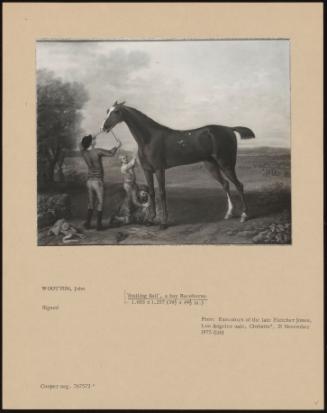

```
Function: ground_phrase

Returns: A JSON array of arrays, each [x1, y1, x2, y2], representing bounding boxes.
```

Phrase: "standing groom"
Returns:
[[80, 134, 121, 230]]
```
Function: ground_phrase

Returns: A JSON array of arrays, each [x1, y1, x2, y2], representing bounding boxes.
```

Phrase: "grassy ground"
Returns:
[[38, 147, 291, 245]]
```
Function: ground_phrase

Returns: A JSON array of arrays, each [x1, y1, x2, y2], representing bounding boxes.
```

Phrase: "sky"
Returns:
[[37, 40, 290, 150]]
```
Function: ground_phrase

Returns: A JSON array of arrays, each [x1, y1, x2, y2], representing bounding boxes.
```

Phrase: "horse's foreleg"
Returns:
[[143, 168, 156, 222], [155, 169, 168, 229]]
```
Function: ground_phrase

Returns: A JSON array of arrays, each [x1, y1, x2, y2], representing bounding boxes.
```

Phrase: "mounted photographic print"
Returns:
[[4, 3, 323, 412]]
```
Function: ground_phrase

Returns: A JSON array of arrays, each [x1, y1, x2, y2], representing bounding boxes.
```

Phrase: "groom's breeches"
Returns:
[[87, 178, 104, 211]]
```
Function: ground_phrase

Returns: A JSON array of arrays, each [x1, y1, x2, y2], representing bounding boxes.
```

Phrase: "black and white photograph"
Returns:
[[37, 40, 291, 245]]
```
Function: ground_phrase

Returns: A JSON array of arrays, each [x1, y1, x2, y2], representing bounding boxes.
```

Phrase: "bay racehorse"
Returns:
[[101, 101, 255, 229]]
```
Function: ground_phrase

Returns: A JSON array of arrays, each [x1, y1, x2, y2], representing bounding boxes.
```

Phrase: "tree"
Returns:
[[37, 69, 89, 185]]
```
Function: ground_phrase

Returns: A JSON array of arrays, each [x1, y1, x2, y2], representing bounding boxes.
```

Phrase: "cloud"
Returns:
[[37, 40, 290, 149], [37, 43, 150, 88], [85, 48, 150, 88]]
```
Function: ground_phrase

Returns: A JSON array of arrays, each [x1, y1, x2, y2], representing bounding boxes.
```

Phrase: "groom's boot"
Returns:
[[83, 209, 93, 229], [96, 210, 105, 231]]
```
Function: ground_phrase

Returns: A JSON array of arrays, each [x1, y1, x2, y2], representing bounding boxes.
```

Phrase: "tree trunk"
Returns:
[[46, 145, 62, 183], [48, 160, 56, 183], [57, 150, 66, 183]]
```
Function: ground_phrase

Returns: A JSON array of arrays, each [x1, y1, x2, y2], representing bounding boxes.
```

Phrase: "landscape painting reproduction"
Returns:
[[37, 40, 291, 245]]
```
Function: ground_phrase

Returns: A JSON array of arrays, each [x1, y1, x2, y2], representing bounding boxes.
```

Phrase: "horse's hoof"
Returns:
[[224, 213, 233, 220], [240, 213, 248, 223], [159, 224, 168, 230]]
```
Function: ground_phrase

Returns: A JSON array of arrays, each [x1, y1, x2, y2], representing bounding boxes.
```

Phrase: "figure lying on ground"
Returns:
[[48, 219, 86, 243]]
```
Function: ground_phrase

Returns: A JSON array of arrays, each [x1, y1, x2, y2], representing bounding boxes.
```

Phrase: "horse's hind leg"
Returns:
[[220, 165, 248, 222], [203, 160, 234, 220]]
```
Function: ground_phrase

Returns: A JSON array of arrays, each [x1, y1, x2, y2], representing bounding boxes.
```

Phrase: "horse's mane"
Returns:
[[123, 105, 210, 135], [124, 106, 173, 134]]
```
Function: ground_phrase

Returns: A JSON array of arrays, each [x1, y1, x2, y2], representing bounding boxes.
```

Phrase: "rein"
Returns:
[[94, 129, 121, 145], [110, 130, 121, 145]]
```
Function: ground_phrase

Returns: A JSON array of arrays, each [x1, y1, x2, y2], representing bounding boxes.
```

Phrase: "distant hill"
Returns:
[[61, 144, 291, 192], [238, 146, 290, 156]]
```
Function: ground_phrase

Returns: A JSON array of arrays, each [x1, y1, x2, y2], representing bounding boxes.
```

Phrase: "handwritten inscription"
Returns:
[[40, 383, 95, 390]]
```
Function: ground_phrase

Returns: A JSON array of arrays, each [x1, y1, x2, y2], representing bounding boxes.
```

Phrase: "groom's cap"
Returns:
[[81, 134, 93, 149]]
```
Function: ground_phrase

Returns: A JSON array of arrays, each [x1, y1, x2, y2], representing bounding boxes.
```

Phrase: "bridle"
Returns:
[[94, 126, 121, 145]]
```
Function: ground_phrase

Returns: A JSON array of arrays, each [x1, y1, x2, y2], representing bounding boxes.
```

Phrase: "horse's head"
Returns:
[[101, 101, 126, 132]]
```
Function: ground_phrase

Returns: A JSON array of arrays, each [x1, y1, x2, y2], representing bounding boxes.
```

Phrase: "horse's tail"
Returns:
[[232, 126, 255, 139]]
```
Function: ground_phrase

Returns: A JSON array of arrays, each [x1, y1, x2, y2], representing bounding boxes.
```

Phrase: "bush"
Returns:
[[37, 69, 89, 186], [37, 193, 71, 229]]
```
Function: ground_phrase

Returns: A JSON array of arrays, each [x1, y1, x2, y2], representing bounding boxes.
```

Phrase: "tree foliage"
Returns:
[[37, 69, 89, 185]]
